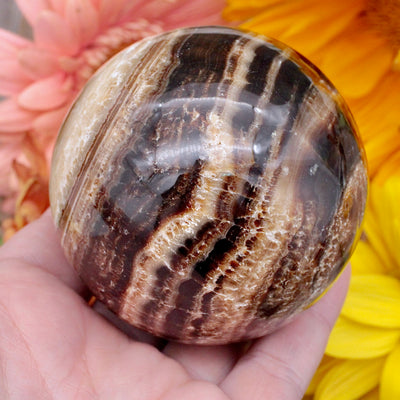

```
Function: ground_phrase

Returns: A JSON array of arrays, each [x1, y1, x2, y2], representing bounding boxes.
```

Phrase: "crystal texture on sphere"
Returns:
[[50, 26, 368, 344]]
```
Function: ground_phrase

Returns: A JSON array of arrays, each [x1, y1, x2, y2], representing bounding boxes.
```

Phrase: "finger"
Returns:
[[0, 209, 84, 292], [220, 266, 351, 400], [163, 342, 243, 384]]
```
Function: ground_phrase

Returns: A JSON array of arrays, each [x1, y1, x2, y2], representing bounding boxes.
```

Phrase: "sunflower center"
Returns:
[[366, 0, 400, 48]]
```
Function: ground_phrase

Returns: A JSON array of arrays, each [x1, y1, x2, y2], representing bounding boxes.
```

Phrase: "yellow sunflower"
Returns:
[[223, 0, 400, 178], [223, 2, 400, 397]]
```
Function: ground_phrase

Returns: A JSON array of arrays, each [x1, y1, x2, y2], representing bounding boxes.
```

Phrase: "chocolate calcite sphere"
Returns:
[[50, 26, 368, 344]]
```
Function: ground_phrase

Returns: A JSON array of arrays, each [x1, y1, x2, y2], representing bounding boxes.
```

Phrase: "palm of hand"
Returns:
[[0, 211, 349, 400]]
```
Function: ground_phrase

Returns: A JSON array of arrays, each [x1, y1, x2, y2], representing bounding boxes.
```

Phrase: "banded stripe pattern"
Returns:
[[50, 26, 368, 344]]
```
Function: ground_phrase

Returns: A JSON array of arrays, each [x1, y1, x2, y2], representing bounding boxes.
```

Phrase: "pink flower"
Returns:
[[1, 133, 50, 241], [0, 0, 227, 236]]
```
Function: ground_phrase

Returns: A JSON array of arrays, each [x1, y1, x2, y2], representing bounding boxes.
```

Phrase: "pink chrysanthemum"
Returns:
[[0, 0, 227, 238]]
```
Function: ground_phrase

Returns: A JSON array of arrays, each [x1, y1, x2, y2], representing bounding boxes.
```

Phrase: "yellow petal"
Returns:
[[381, 343, 400, 400], [306, 356, 341, 395], [319, 20, 393, 98], [363, 137, 400, 181], [236, 0, 362, 58], [278, 3, 362, 56], [350, 240, 387, 275], [363, 206, 398, 275], [223, 0, 283, 21], [360, 387, 380, 400], [342, 275, 400, 328], [374, 151, 400, 187], [348, 72, 400, 178], [239, 1, 317, 39], [394, 49, 400, 70], [314, 358, 385, 400], [370, 177, 400, 274], [326, 316, 400, 359]]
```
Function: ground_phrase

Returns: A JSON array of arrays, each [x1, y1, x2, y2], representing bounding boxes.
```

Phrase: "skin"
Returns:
[[0, 210, 350, 400]]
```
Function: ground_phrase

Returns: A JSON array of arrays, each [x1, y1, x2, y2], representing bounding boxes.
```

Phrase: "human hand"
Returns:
[[0, 210, 349, 399]]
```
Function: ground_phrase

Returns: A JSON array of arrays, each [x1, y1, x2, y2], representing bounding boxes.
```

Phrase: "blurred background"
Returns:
[[0, 0, 31, 39]]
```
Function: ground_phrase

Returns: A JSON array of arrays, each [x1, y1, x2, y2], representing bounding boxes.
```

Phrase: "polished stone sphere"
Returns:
[[50, 26, 368, 344]]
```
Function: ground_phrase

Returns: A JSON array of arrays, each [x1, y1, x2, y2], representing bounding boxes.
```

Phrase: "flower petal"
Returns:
[[380, 343, 400, 400], [33, 10, 80, 55], [350, 240, 388, 275], [314, 358, 386, 400], [31, 105, 68, 165], [0, 130, 26, 145], [224, 0, 284, 21], [120, 0, 225, 26], [0, 141, 23, 195], [0, 99, 37, 132], [21, 133, 49, 178], [97, 0, 130, 27], [161, 0, 227, 27], [47, 0, 66, 15], [65, 0, 100, 45], [326, 316, 400, 359], [280, 8, 360, 56], [319, 21, 394, 98], [33, 104, 71, 137], [18, 47, 60, 80], [237, 0, 363, 56], [0, 60, 33, 96], [0, 28, 31, 58], [363, 204, 399, 275], [348, 72, 400, 177], [370, 176, 400, 272], [14, 0, 51, 25], [18, 73, 71, 111], [374, 151, 400, 187], [306, 356, 341, 395], [121, 0, 168, 19], [360, 387, 380, 400], [342, 274, 400, 328], [13, 174, 50, 231]]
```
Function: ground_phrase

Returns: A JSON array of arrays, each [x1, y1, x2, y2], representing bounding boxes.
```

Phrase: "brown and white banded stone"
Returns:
[[50, 26, 368, 344]]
